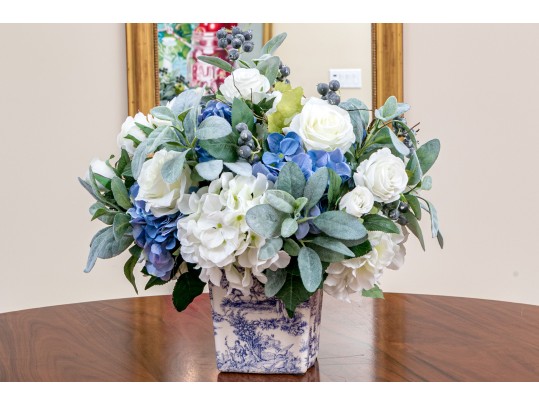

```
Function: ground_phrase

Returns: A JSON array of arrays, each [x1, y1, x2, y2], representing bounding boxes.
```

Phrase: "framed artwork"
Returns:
[[125, 23, 402, 115]]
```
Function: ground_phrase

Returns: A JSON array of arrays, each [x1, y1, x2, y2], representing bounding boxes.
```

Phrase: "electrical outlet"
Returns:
[[329, 69, 362, 89]]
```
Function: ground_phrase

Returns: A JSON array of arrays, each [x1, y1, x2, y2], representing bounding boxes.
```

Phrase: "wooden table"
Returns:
[[1, 293, 538, 381]]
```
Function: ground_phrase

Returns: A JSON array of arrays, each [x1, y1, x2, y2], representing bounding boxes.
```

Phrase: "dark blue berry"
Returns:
[[218, 38, 228, 48], [389, 209, 399, 221], [228, 49, 240, 61], [329, 80, 340, 91], [231, 38, 242, 49], [243, 30, 253, 40], [280, 65, 290, 77], [216, 29, 227, 39], [240, 130, 252, 141], [235, 33, 245, 43], [246, 140, 255, 149], [242, 41, 254, 52], [231, 26, 242, 36], [327, 91, 341, 105], [236, 122, 248, 132], [238, 145, 252, 158], [397, 216, 408, 226], [398, 202, 409, 213], [226, 34, 233, 44], [317, 83, 329, 96]]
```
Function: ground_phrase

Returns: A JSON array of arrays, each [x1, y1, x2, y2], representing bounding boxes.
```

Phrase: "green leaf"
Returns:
[[145, 274, 171, 290], [113, 213, 131, 241], [265, 268, 287, 297], [275, 162, 306, 199], [303, 167, 329, 213], [339, 98, 369, 142], [283, 239, 301, 256], [116, 148, 131, 175], [293, 197, 308, 215], [382, 96, 397, 118], [309, 236, 354, 257], [161, 150, 189, 184], [265, 189, 296, 213], [238, 59, 255, 69], [260, 32, 287, 55], [267, 83, 304, 134], [223, 161, 252, 176], [197, 116, 232, 140], [437, 230, 444, 249], [172, 271, 206, 312], [421, 175, 433, 190], [183, 107, 198, 143], [195, 160, 224, 180], [349, 239, 373, 258], [309, 244, 346, 263], [362, 285, 384, 299], [406, 150, 423, 186], [313, 211, 368, 241], [124, 245, 141, 294], [169, 89, 203, 116], [197, 55, 233, 73], [259, 237, 283, 260], [374, 96, 410, 121], [256, 56, 281, 84], [375, 127, 409, 156], [89, 202, 116, 224], [111, 177, 131, 210], [150, 106, 177, 124], [84, 227, 133, 273], [362, 214, 400, 234], [298, 247, 323, 293], [281, 217, 298, 238], [246, 204, 289, 238], [403, 211, 425, 251], [406, 194, 422, 220], [275, 273, 313, 318], [416, 139, 440, 174], [93, 173, 112, 190], [231, 98, 255, 132], [198, 134, 238, 162], [327, 169, 342, 208], [425, 199, 440, 238], [135, 122, 154, 136]]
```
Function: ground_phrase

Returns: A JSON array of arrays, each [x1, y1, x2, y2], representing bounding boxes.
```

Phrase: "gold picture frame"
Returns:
[[126, 23, 402, 115]]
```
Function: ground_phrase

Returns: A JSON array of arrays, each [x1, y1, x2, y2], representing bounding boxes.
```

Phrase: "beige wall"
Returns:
[[2, 23, 539, 313], [273, 23, 372, 108], [0, 24, 174, 313], [382, 24, 539, 305]]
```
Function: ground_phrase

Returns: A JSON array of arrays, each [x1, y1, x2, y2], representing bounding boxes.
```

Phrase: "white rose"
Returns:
[[219, 68, 271, 104], [117, 112, 151, 156], [289, 97, 355, 153], [136, 149, 192, 217], [354, 148, 408, 203], [339, 186, 374, 217], [86, 158, 116, 191]]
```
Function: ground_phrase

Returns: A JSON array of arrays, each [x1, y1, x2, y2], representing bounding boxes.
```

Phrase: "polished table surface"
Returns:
[[1, 292, 538, 381]]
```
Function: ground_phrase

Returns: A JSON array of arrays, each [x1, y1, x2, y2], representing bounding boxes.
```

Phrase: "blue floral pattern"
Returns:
[[209, 279, 323, 374]]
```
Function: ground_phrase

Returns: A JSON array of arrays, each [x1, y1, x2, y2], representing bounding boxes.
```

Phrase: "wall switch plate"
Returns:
[[329, 69, 362, 89]]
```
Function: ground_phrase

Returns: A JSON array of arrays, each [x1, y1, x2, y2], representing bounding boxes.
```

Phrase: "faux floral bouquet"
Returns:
[[80, 30, 441, 317]]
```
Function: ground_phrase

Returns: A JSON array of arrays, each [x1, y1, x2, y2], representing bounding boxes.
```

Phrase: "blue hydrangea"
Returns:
[[195, 144, 214, 162], [308, 149, 351, 180], [127, 184, 181, 280], [198, 100, 232, 124]]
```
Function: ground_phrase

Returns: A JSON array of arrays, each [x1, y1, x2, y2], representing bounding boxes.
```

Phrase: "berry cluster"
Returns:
[[316, 80, 341, 105], [393, 117, 416, 152], [383, 201, 409, 226], [235, 123, 260, 162], [217, 26, 254, 61], [276, 61, 291, 84]]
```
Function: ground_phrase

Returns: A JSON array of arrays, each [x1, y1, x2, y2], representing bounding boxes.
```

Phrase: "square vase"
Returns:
[[209, 279, 323, 374]]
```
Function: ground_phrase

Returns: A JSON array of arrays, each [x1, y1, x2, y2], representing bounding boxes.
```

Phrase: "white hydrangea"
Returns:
[[177, 173, 291, 292], [323, 228, 408, 302]]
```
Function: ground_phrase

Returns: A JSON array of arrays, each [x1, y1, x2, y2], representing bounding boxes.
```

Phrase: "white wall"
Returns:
[[2, 23, 539, 313], [0, 24, 174, 313], [382, 24, 539, 305]]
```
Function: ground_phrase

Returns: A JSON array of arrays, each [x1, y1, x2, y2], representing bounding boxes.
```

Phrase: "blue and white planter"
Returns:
[[209, 279, 323, 374]]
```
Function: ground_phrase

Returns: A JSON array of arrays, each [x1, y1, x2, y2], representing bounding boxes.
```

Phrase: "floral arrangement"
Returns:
[[80, 30, 442, 317]]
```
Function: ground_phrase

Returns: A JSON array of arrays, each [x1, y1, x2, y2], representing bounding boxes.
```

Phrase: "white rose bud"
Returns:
[[136, 149, 192, 217], [86, 158, 116, 191], [117, 112, 152, 156], [219, 68, 271, 104], [353, 148, 408, 203], [289, 97, 355, 153], [339, 186, 374, 217]]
